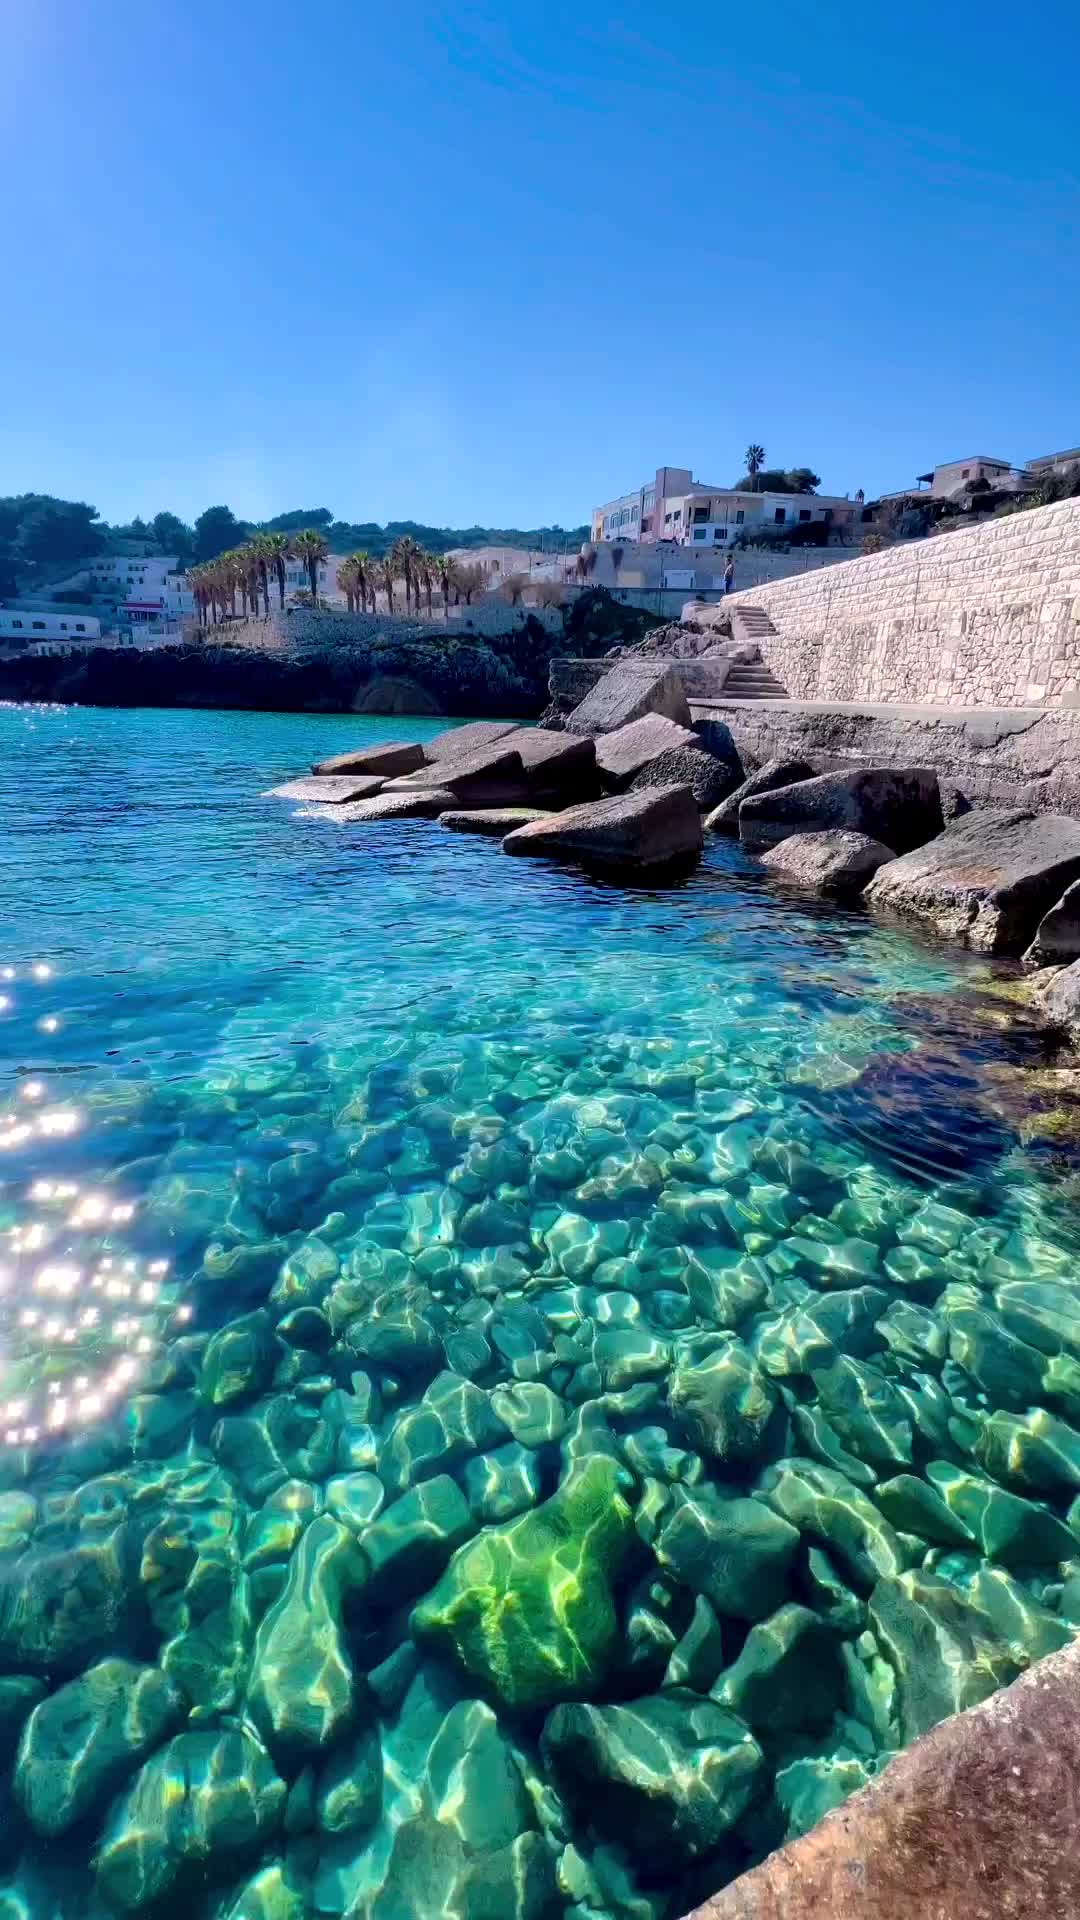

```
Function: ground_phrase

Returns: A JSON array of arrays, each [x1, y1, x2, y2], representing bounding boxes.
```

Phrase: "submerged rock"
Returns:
[[413, 1455, 634, 1709], [715, 1603, 845, 1733], [667, 1336, 780, 1467], [16, 1658, 185, 1836], [654, 1485, 800, 1620], [542, 1689, 765, 1868], [248, 1514, 364, 1758], [95, 1724, 285, 1912]]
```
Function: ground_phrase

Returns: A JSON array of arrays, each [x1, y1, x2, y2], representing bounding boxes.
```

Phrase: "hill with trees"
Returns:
[[0, 492, 589, 592]]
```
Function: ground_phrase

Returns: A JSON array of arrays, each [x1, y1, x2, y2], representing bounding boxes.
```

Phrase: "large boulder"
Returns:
[[422, 720, 521, 762], [1025, 877, 1080, 968], [503, 785, 703, 874], [1028, 961, 1080, 1044], [440, 808, 555, 836], [739, 767, 942, 855], [385, 743, 528, 806], [311, 790, 458, 821], [270, 775, 386, 803], [565, 661, 692, 735], [865, 809, 1080, 955], [541, 1691, 764, 1870], [594, 713, 701, 789], [629, 745, 740, 811], [705, 758, 817, 834], [760, 830, 896, 897], [502, 727, 600, 802], [311, 740, 425, 777]]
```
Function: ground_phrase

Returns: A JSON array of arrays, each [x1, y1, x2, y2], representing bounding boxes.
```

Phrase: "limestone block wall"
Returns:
[[725, 500, 1080, 707]]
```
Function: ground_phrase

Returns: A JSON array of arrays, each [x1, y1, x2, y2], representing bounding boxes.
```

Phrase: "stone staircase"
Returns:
[[722, 605, 790, 698]]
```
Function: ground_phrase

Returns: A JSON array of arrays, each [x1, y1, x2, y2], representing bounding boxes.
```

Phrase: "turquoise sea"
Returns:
[[2, 702, 1080, 1920]]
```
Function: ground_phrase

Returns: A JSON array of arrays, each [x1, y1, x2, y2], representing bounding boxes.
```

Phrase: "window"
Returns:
[[799, 510, 812, 522], [641, 517, 651, 534], [76, 623, 86, 632], [692, 506, 709, 523], [735, 509, 744, 524], [32, 620, 46, 630], [60, 622, 68, 631], [673, 509, 682, 522], [774, 509, 786, 524], [664, 511, 673, 524], [693, 527, 707, 541], [631, 505, 638, 521], [713, 529, 726, 541], [11, 619, 22, 630], [961, 468, 970, 479]]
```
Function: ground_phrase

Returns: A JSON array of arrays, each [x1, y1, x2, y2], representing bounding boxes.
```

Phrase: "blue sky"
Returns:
[[3, 0, 1078, 529]]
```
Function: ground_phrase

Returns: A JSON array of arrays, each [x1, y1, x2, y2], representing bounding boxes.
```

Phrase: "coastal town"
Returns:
[[2, 440, 1078, 658]]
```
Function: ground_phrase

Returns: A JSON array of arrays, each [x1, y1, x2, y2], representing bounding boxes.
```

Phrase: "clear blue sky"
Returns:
[[3, 0, 1078, 529]]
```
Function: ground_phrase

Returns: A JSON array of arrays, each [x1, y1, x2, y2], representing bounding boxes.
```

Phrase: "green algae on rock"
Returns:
[[413, 1456, 634, 1709]]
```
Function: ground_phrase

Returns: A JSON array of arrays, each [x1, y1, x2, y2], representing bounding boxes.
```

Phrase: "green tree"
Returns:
[[292, 527, 330, 603], [151, 511, 194, 561], [744, 445, 766, 492], [249, 533, 275, 616], [194, 505, 248, 563], [390, 534, 423, 614], [12, 495, 106, 565]]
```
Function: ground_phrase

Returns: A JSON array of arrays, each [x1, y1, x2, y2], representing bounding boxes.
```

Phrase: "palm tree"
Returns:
[[416, 551, 436, 617], [348, 550, 372, 613], [434, 554, 453, 617], [243, 545, 260, 619], [378, 556, 396, 615], [260, 531, 290, 610], [293, 528, 330, 604], [744, 444, 766, 492], [390, 535, 422, 615], [250, 534, 275, 617], [336, 556, 360, 613]]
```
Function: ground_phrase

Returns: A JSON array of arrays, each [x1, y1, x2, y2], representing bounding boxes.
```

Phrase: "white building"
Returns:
[[84, 553, 194, 623], [0, 609, 102, 650], [592, 464, 858, 549]]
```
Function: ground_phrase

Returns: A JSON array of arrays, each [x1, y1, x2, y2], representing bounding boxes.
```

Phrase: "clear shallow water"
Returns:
[[1, 704, 1080, 1919]]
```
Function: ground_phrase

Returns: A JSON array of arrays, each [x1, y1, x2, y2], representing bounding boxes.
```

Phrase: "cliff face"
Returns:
[[0, 637, 548, 719]]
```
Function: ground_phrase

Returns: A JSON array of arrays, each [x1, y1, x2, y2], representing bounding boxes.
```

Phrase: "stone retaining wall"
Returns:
[[212, 603, 564, 656], [716, 499, 1080, 707], [692, 698, 1080, 814], [549, 655, 734, 707]]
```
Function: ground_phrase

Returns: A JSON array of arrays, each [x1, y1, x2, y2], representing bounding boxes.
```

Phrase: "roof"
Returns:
[[929, 455, 1014, 472], [1027, 446, 1080, 468]]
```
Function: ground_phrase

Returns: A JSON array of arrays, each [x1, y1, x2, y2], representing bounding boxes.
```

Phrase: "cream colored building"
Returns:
[[914, 455, 1014, 498], [592, 464, 858, 550]]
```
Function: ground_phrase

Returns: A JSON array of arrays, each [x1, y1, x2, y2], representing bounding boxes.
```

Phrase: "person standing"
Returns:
[[723, 556, 735, 594]]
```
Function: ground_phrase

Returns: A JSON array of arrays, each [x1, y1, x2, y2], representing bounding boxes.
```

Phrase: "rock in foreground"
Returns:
[[1025, 876, 1080, 968], [739, 767, 942, 855], [440, 808, 555, 836], [386, 743, 528, 806], [313, 790, 458, 822], [595, 714, 702, 789], [311, 740, 425, 777], [565, 661, 692, 735], [1028, 960, 1080, 1043], [681, 1638, 1080, 1920], [865, 809, 1080, 954], [503, 784, 703, 873], [422, 720, 521, 762], [705, 758, 817, 835], [503, 727, 600, 801], [629, 745, 740, 811], [270, 775, 386, 803], [761, 830, 896, 897]]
